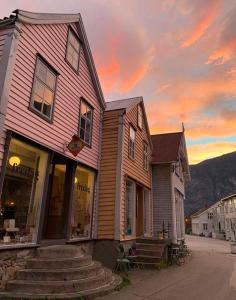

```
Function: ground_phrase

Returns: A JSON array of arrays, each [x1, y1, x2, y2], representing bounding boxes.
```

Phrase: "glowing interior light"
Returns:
[[9, 156, 21, 166], [74, 177, 78, 184]]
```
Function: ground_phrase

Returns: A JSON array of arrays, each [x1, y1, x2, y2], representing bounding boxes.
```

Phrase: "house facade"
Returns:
[[0, 10, 105, 249], [191, 201, 225, 239], [94, 97, 153, 267], [151, 131, 190, 243], [222, 194, 236, 241]]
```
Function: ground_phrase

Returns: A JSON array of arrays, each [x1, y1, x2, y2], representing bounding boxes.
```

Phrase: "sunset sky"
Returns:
[[1, 0, 236, 164]]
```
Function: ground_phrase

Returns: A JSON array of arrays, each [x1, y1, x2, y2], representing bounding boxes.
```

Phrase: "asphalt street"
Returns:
[[98, 235, 236, 300]]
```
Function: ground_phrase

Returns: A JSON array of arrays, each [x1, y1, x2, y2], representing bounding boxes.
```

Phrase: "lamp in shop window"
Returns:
[[74, 177, 78, 184], [9, 156, 21, 166]]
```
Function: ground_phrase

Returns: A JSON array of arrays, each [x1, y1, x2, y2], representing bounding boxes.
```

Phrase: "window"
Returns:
[[129, 125, 135, 159], [0, 138, 48, 246], [79, 100, 93, 146], [143, 142, 148, 170], [66, 28, 81, 71], [70, 166, 95, 239], [125, 180, 135, 235], [30, 57, 57, 121], [208, 212, 213, 219], [137, 104, 143, 129], [203, 223, 208, 231]]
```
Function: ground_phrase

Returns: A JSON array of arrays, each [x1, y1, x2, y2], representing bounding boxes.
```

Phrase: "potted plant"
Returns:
[[230, 219, 236, 254]]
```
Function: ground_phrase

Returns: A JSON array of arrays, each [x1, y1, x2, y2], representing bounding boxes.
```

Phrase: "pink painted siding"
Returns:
[[2, 22, 102, 170], [0, 29, 8, 63]]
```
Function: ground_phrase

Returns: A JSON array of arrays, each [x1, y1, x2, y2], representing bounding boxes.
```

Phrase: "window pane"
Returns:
[[44, 88, 53, 105], [43, 102, 51, 118], [0, 138, 48, 245], [85, 123, 91, 144], [70, 166, 95, 239], [80, 118, 86, 130], [36, 60, 47, 82], [34, 80, 44, 98], [86, 109, 92, 120], [80, 102, 87, 116], [130, 126, 135, 140], [72, 54, 79, 70], [33, 94, 43, 112], [80, 128, 85, 140], [46, 71, 56, 90]]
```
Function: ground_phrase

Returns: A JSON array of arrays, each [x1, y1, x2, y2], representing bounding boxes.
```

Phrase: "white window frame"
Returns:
[[66, 28, 81, 72], [30, 56, 57, 121], [128, 125, 135, 160], [79, 99, 93, 146]]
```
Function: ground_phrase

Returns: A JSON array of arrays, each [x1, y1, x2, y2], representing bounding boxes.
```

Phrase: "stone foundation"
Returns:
[[0, 248, 36, 290]]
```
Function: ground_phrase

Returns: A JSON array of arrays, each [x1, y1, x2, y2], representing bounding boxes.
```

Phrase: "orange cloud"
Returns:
[[207, 39, 236, 65], [181, 0, 221, 48], [188, 141, 236, 164]]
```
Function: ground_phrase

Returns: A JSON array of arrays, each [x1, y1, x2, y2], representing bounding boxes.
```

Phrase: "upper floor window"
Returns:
[[129, 125, 136, 159], [143, 142, 148, 170], [30, 57, 57, 121], [79, 99, 93, 146], [138, 104, 143, 129], [66, 28, 81, 72]]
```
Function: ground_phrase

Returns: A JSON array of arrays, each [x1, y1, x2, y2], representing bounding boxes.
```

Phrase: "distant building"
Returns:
[[191, 201, 225, 239], [222, 193, 236, 241], [151, 131, 190, 243]]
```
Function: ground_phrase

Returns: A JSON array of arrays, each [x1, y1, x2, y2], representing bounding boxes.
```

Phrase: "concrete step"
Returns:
[[26, 255, 92, 269], [6, 269, 112, 294], [17, 261, 102, 281], [36, 245, 83, 258], [0, 273, 122, 299]]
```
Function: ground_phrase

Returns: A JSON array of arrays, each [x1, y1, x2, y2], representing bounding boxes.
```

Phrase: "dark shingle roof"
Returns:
[[151, 132, 182, 163]]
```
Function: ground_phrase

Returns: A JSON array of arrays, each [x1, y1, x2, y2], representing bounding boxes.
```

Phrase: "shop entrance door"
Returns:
[[136, 185, 144, 237], [43, 155, 72, 240]]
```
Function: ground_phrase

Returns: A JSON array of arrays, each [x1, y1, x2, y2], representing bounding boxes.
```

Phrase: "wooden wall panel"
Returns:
[[3, 22, 103, 171], [152, 164, 173, 236], [97, 110, 121, 239]]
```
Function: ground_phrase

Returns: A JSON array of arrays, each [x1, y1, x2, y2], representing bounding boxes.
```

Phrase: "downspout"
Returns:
[[93, 107, 104, 239], [114, 110, 125, 241]]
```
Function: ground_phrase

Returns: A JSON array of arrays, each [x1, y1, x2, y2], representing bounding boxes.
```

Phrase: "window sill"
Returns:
[[28, 106, 53, 124], [0, 243, 39, 251]]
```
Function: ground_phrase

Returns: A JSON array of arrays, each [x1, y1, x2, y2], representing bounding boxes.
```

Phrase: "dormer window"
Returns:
[[66, 28, 81, 72], [138, 104, 143, 129]]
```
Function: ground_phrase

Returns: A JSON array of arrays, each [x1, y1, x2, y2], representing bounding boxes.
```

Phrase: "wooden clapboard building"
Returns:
[[94, 97, 153, 267], [151, 130, 190, 243]]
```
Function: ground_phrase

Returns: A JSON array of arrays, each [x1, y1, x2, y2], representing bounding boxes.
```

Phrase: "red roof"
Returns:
[[151, 132, 182, 163]]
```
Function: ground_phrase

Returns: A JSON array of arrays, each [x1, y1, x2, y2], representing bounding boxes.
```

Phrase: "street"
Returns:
[[98, 235, 236, 300]]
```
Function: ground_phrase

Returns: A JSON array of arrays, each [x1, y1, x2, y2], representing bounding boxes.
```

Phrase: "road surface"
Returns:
[[98, 235, 236, 300]]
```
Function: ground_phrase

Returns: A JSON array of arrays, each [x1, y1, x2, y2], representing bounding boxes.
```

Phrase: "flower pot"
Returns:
[[231, 243, 236, 254]]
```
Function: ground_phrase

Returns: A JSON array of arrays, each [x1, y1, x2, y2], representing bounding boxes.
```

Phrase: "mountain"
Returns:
[[185, 151, 236, 216]]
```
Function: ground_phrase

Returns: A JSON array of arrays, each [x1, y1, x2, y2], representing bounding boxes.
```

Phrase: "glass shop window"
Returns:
[[0, 138, 48, 246], [125, 180, 135, 236], [70, 166, 95, 239]]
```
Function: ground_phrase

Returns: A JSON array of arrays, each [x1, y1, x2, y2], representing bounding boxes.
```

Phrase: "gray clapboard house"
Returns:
[[151, 131, 190, 243]]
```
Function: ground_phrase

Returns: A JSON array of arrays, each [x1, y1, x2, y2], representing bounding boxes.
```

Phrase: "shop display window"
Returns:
[[0, 138, 48, 246], [70, 166, 95, 239]]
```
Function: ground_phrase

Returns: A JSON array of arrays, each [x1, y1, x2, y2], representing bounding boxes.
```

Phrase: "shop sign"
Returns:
[[67, 135, 85, 157]]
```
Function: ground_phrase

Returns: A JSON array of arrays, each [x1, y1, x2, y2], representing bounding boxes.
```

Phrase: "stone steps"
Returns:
[[17, 261, 102, 281], [135, 240, 167, 265], [0, 245, 122, 299], [0, 273, 121, 299]]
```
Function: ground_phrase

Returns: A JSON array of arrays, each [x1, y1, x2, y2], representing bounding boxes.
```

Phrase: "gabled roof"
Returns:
[[190, 200, 223, 219], [0, 10, 106, 109], [221, 193, 236, 202], [106, 97, 142, 112], [151, 132, 182, 163], [106, 96, 152, 147]]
